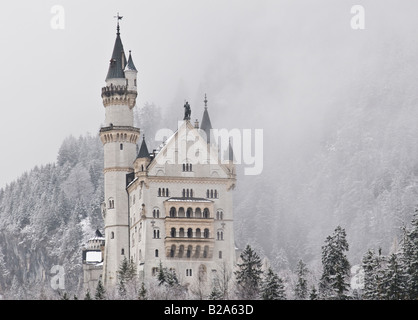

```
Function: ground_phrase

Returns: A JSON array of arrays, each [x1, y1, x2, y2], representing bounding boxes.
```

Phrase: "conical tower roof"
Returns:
[[105, 25, 127, 81]]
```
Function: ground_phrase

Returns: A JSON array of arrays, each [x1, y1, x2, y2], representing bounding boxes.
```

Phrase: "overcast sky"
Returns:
[[0, 0, 416, 188]]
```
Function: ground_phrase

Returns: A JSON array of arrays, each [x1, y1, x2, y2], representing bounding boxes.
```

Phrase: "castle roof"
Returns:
[[137, 136, 150, 158], [125, 50, 137, 72], [105, 28, 127, 81]]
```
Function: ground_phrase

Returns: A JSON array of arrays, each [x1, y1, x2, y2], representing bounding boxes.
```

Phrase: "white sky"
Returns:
[[0, 0, 416, 188]]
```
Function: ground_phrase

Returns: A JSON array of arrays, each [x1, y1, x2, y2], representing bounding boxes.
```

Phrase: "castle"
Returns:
[[82, 20, 237, 293]]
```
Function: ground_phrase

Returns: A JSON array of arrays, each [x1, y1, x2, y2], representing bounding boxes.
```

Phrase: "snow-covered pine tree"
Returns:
[[260, 267, 286, 300], [361, 248, 385, 300], [382, 253, 405, 300], [294, 259, 308, 300], [95, 279, 106, 300], [234, 244, 263, 300], [399, 211, 418, 299], [319, 226, 350, 300]]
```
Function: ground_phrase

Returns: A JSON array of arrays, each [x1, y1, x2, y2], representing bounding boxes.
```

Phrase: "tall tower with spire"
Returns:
[[99, 17, 140, 287]]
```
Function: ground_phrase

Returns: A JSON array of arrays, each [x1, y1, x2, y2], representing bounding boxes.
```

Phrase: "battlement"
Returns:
[[101, 84, 138, 108]]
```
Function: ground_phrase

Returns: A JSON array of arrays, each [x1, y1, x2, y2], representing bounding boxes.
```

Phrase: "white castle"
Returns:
[[82, 20, 237, 293]]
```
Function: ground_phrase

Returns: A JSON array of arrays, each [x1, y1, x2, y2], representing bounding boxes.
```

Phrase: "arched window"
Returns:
[[157, 209, 160, 218], [190, 189, 193, 198], [166, 189, 169, 197], [187, 228, 193, 238], [190, 164, 192, 171], [203, 247, 209, 259], [157, 230, 160, 238], [182, 189, 186, 197], [179, 228, 185, 238], [203, 208, 209, 219], [186, 163, 189, 171], [120, 143, 123, 150], [206, 190, 210, 198], [158, 188, 161, 197], [214, 190, 217, 198], [162, 188, 165, 197], [170, 245, 176, 258], [210, 190, 213, 198], [187, 245, 192, 258], [178, 207, 185, 217], [204, 228, 209, 238], [109, 198, 114, 209], [186, 208, 192, 218], [219, 251, 222, 259], [170, 207, 176, 217], [195, 245, 201, 258], [183, 164, 186, 171], [155, 249, 159, 257], [111, 232, 114, 239], [195, 208, 202, 218], [186, 189, 189, 198], [179, 245, 184, 258], [121, 248, 125, 255], [171, 228, 176, 238], [196, 228, 201, 238]]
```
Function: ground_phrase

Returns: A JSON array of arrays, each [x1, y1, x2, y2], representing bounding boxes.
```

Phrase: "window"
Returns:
[[170, 245, 176, 258], [134, 79, 137, 86], [186, 208, 192, 218], [153, 209, 160, 218], [182, 163, 193, 172], [196, 228, 201, 238], [187, 228, 193, 238], [217, 210, 223, 220], [121, 248, 125, 255], [219, 251, 222, 259], [152, 267, 158, 276], [206, 189, 218, 199], [120, 143, 123, 150], [204, 228, 209, 238], [170, 207, 176, 217], [217, 230, 224, 240], [179, 228, 185, 238], [109, 198, 115, 209], [111, 232, 114, 239], [153, 229, 160, 239], [203, 208, 210, 219], [158, 188, 169, 197], [171, 228, 176, 238], [187, 246, 192, 258], [155, 249, 159, 257], [186, 269, 193, 277]]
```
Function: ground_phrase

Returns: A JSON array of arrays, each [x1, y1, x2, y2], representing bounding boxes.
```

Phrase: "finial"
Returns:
[[204, 93, 208, 108], [114, 12, 123, 35]]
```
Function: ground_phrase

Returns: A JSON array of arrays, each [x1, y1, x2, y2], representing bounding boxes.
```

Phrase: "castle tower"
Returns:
[[99, 19, 140, 287]]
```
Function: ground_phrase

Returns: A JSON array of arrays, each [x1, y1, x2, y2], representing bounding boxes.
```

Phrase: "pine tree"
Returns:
[[319, 226, 351, 300], [382, 253, 405, 300], [95, 280, 106, 300], [84, 290, 92, 300], [309, 286, 318, 300], [401, 211, 418, 299], [208, 285, 223, 300], [234, 244, 263, 300], [117, 257, 137, 298], [138, 282, 147, 300], [294, 259, 308, 300], [361, 248, 385, 300], [260, 267, 286, 300]]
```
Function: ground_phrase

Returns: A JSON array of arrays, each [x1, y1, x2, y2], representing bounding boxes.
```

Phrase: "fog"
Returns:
[[1, 1, 418, 266]]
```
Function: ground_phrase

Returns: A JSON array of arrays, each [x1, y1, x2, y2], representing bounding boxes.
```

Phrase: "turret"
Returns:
[[134, 136, 151, 176]]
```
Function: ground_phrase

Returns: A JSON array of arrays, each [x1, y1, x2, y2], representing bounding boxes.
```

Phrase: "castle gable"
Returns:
[[147, 121, 229, 179]]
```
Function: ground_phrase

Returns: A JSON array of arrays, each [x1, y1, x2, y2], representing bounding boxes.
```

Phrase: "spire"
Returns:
[[106, 15, 127, 81], [200, 94, 213, 144], [137, 135, 150, 158], [125, 50, 138, 72]]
